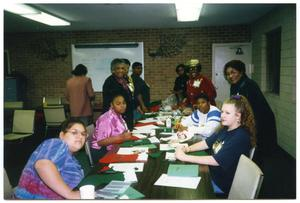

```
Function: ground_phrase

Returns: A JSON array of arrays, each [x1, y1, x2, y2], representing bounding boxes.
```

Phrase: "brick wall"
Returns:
[[4, 25, 251, 108], [251, 5, 296, 157]]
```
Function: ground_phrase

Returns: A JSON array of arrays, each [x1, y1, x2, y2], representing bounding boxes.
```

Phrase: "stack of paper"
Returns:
[[133, 125, 160, 134], [148, 136, 160, 144], [95, 181, 131, 199], [154, 164, 201, 189], [154, 174, 201, 189], [117, 147, 148, 155], [165, 152, 176, 161]]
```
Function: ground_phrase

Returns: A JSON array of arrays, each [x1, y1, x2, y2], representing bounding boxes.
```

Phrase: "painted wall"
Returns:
[[251, 5, 296, 157]]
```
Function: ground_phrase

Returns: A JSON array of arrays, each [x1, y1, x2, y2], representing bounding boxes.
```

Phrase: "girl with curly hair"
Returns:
[[175, 95, 256, 195]]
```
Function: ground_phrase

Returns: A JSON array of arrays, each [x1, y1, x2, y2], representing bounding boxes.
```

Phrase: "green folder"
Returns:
[[167, 164, 199, 177], [120, 186, 145, 199], [77, 172, 124, 188], [120, 138, 151, 147]]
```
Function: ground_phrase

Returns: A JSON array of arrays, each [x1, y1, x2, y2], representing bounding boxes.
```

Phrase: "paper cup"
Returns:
[[79, 185, 95, 199]]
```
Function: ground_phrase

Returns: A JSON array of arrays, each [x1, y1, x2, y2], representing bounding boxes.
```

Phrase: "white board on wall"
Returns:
[[71, 42, 144, 92]]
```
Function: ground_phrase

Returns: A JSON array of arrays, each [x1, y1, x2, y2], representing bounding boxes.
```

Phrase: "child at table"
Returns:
[[90, 94, 132, 163], [175, 95, 256, 195], [14, 118, 87, 199]]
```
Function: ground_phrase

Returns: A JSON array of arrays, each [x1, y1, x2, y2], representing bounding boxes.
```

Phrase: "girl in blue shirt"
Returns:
[[175, 95, 256, 194]]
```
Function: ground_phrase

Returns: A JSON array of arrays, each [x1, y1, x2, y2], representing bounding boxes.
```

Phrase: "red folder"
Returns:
[[99, 153, 138, 164], [115, 135, 140, 144], [135, 122, 157, 127]]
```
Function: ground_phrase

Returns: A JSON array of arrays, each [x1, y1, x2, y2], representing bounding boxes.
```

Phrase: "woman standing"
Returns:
[[223, 60, 277, 156], [175, 95, 256, 194], [65, 64, 95, 125], [102, 58, 134, 130], [173, 64, 189, 104], [182, 59, 217, 107], [91, 95, 132, 163]]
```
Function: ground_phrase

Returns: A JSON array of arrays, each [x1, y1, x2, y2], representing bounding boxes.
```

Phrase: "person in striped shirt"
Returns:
[[175, 92, 221, 139]]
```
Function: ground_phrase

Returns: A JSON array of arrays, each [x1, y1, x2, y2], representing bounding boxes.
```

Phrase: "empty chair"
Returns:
[[43, 97, 62, 106], [249, 147, 256, 160], [85, 124, 95, 167], [43, 105, 66, 136], [4, 110, 35, 141], [4, 168, 14, 199], [4, 101, 24, 109], [228, 154, 264, 199]]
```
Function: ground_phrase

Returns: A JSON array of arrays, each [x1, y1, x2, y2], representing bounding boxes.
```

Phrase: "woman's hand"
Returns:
[[122, 131, 132, 141], [175, 146, 187, 161]]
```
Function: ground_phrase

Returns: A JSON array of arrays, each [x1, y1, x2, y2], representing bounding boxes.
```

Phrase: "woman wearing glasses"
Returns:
[[14, 118, 87, 199], [175, 95, 256, 195], [223, 60, 277, 157], [90, 94, 132, 163]]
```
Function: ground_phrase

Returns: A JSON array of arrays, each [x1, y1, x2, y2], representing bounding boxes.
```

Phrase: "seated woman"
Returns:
[[90, 94, 132, 163], [175, 93, 221, 139], [14, 118, 87, 199], [175, 95, 256, 195]]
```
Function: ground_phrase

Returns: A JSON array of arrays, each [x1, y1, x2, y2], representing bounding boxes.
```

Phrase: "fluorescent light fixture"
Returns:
[[5, 4, 70, 26], [4, 4, 39, 15], [175, 2, 203, 22], [22, 12, 70, 26]]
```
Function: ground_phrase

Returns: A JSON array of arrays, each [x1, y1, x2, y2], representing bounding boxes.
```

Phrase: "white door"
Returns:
[[212, 43, 252, 104]]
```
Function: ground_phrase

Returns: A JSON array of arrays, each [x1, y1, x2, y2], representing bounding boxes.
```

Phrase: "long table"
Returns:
[[78, 134, 215, 199]]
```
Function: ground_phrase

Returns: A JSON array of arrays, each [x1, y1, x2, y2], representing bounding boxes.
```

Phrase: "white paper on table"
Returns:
[[148, 136, 160, 144], [109, 163, 144, 172], [160, 134, 177, 142], [134, 125, 160, 134], [132, 133, 148, 139], [117, 147, 148, 155], [123, 171, 138, 183], [159, 144, 174, 151], [154, 174, 201, 189], [138, 118, 158, 123], [165, 152, 176, 161], [137, 152, 148, 161]]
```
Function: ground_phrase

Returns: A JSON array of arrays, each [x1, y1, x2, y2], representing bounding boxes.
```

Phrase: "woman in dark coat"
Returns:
[[102, 58, 134, 130], [223, 60, 277, 158]]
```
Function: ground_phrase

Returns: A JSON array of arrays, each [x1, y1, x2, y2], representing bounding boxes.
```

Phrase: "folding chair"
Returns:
[[4, 101, 24, 109], [228, 154, 264, 199], [4, 168, 14, 199], [43, 97, 62, 107], [249, 147, 256, 160], [4, 110, 35, 141], [85, 124, 95, 167], [43, 105, 66, 136]]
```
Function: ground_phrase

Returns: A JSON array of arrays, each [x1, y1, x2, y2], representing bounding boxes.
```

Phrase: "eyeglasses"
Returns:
[[231, 95, 242, 100], [66, 130, 87, 137]]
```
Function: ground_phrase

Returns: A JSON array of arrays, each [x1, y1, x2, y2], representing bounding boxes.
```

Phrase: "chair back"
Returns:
[[12, 110, 35, 134], [249, 147, 256, 160], [43, 97, 62, 106], [43, 106, 66, 125], [228, 154, 264, 199], [85, 124, 95, 166], [4, 168, 13, 199], [4, 101, 24, 109]]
